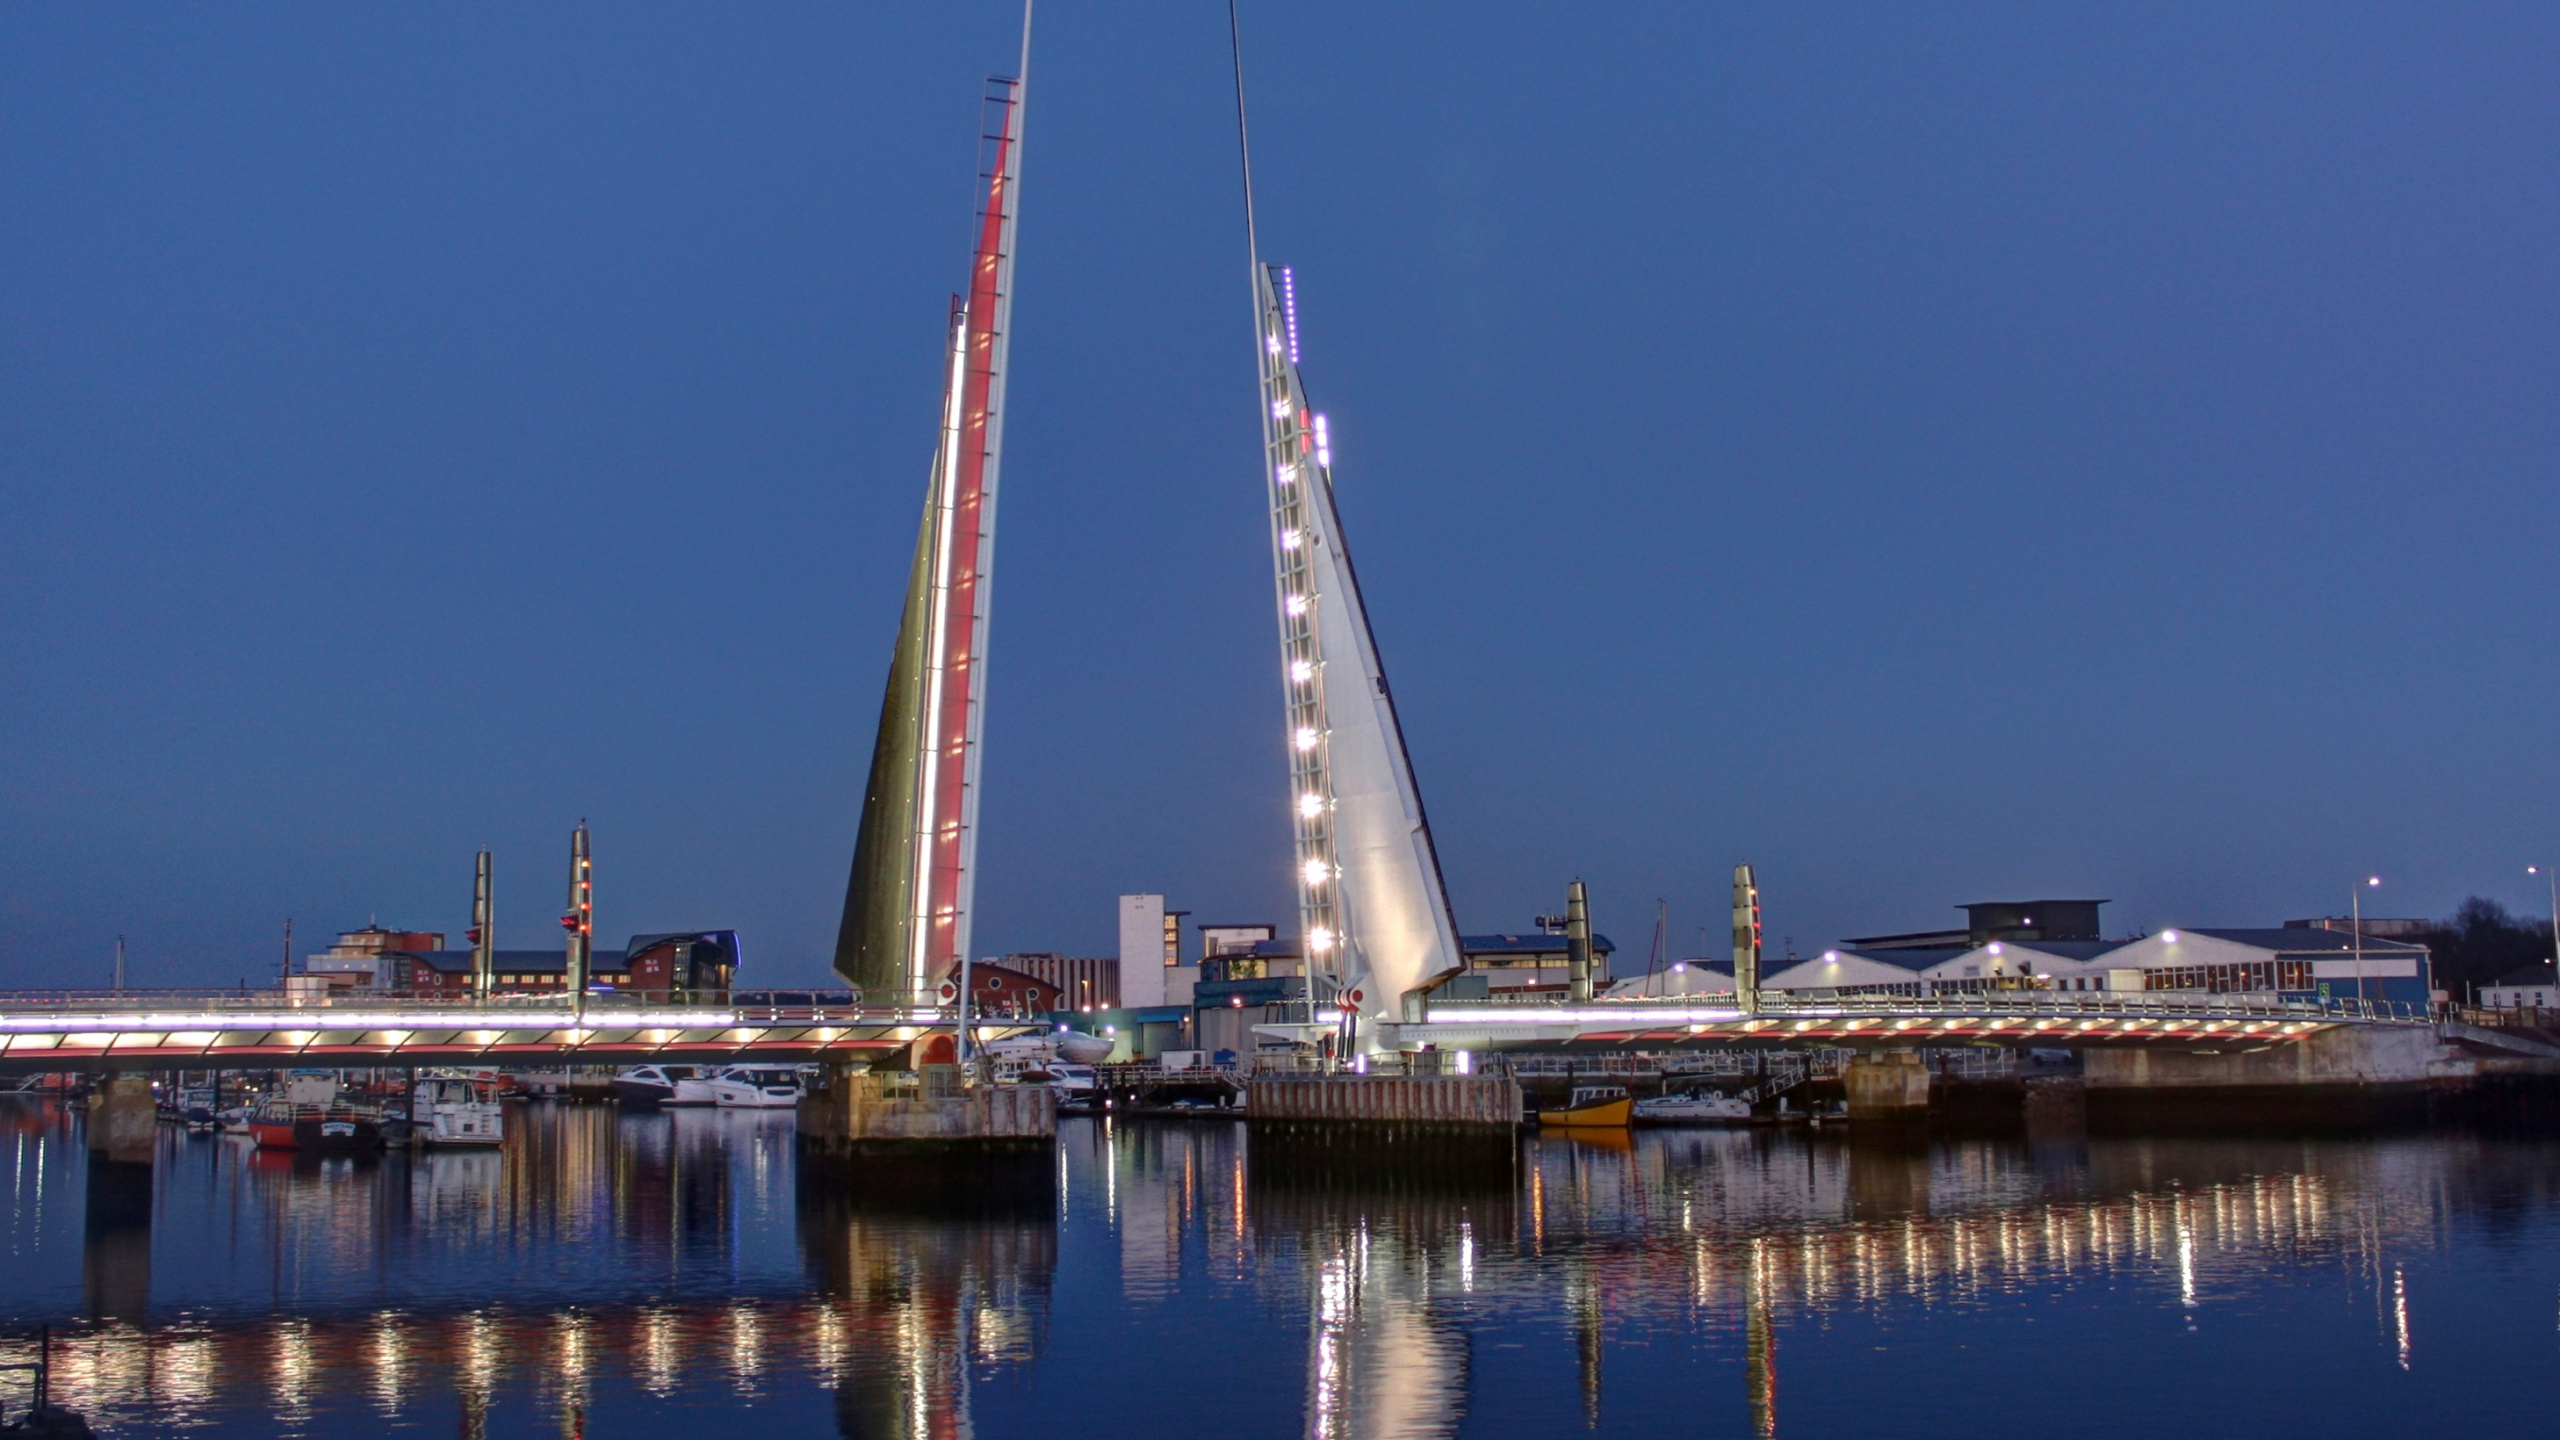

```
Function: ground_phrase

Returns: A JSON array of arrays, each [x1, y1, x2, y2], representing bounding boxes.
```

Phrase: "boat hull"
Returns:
[[250, 1114, 383, 1153], [1634, 1099, 1752, 1125], [1538, 1097, 1635, 1128], [612, 1079, 676, 1107]]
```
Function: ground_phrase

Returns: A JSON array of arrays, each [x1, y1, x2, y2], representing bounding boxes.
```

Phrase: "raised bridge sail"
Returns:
[[835, 26, 1028, 1000], [1249, 264, 1464, 1045]]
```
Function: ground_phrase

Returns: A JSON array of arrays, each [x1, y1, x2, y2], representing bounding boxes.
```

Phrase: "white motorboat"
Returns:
[[979, 1030, 1113, 1067], [1634, 1085, 1752, 1124], [412, 1072, 506, 1147], [709, 1066, 803, 1109], [614, 1064, 718, 1108]]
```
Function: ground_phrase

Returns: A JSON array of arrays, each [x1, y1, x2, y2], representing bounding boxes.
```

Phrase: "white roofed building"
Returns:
[[1759, 948, 1949, 997], [1919, 940, 2141, 995]]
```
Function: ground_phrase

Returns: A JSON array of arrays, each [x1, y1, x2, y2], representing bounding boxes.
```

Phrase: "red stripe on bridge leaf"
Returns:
[[921, 102, 1018, 976]]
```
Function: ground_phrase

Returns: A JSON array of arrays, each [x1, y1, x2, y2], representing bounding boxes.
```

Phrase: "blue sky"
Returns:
[[6, 3, 2557, 987]]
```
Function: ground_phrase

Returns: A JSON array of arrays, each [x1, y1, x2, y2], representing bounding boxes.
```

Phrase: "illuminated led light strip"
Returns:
[[1281, 266, 1300, 365], [0, 1009, 745, 1033], [1255, 264, 1344, 981]]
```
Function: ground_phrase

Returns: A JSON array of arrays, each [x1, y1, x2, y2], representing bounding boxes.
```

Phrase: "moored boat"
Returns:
[[1633, 1084, 1752, 1125], [248, 1099, 384, 1153], [1539, 1085, 1634, 1129], [412, 1072, 506, 1147], [249, 1072, 383, 1153], [614, 1064, 716, 1108], [709, 1066, 803, 1109]]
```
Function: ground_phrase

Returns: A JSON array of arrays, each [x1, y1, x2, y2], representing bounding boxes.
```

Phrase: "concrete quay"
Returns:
[[1850, 1020, 2560, 1127], [1246, 1074, 1523, 1131]]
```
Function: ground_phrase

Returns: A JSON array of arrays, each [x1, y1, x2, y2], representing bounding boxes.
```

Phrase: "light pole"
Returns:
[[2532, 866, 2560, 971], [2351, 876, 2380, 1007]]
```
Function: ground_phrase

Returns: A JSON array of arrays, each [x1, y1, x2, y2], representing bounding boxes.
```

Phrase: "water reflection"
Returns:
[[1249, 1128, 1513, 1439], [0, 1096, 2554, 1437], [797, 1148, 1057, 1439]]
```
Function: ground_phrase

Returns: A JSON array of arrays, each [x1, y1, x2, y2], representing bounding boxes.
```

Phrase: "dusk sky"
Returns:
[[6, 3, 2558, 989]]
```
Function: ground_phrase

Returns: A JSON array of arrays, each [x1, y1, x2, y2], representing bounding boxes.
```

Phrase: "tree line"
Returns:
[[2417, 897, 2558, 1000]]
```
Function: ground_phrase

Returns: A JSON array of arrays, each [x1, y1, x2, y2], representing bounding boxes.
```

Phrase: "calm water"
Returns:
[[5, 1098, 2559, 1437]]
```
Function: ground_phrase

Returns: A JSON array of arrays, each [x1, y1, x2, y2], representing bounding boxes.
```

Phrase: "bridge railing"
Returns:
[[1423, 989, 2426, 1025], [0, 988, 970, 1026]]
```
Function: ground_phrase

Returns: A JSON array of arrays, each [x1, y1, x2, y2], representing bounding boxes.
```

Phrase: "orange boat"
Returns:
[[1538, 1085, 1634, 1128]]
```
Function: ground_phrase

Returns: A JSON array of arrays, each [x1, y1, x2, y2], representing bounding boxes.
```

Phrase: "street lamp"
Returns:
[[2351, 876, 2380, 1006], [2531, 866, 2559, 971]]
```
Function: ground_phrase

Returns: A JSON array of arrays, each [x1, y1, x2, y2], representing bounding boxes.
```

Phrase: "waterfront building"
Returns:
[[387, 933, 735, 997], [999, 953, 1119, 1011], [396, 947, 629, 993], [300, 924, 445, 991], [943, 960, 1062, 1017], [1760, 948, 1948, 996], [1919, 941, 2140, 994], [1845, 899, 2110, 952], [2102, 928, 2432, 1005], [1459, 931, 1619, 994], [1603, 960, 1735, 997], [2481, 962, 2559, 1008]]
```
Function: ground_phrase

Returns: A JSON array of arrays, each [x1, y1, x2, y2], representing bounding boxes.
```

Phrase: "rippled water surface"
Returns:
[[5, 1098, 2559, 1437]]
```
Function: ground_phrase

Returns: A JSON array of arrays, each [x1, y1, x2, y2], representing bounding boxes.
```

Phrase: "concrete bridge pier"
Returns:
[[83, 1073, 156, 1323], [797, 1063, 1057, 1159], [87, 1073, 155, 1166], [1844, 1049, 1930, 1123]]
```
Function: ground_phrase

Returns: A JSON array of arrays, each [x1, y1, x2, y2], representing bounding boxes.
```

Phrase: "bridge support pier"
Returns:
[[1844, 1050, 1931, 1123], [87, 1072, 155, 1166], [797, 1064, 1056, 1158]]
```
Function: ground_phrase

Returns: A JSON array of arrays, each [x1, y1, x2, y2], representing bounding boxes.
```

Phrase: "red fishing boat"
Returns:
[[247, 1073, 383, 1153]]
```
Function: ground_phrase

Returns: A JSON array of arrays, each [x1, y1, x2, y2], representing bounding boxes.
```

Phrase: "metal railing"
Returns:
[[0, 988, 968, 1026], [1423, 989, 2428, 1025]]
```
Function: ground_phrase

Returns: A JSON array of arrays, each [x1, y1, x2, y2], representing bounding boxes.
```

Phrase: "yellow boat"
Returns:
[[1539, 1084, 1634, 1128]]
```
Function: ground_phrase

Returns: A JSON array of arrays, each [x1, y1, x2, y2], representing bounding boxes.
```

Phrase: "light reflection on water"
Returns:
[[0, 1098, 2556, 1437]]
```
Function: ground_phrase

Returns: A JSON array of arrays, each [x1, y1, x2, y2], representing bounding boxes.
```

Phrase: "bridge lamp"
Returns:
[[2351, 876, 2381, 1004]]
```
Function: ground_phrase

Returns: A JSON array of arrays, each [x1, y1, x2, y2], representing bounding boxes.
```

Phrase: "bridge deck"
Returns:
[[1403, 991, 2427, 1052], [0, 991, 995, 1074], [0, 988, 2434, 1073]]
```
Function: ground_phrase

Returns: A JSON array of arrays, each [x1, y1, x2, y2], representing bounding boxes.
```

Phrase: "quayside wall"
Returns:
[[1245, 1074, 1522, 1130], [2080, 1022, 2560, 1125], [2089, 1023, 2476, 1093]]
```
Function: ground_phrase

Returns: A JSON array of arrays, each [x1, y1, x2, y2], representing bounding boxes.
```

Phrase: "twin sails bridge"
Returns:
[[0, 8, 2445, 1078]]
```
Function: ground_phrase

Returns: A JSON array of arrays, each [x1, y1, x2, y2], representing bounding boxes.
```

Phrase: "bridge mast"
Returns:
[[835, 6, 1032, 1005], [1232, 3, 1462, 1052]]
